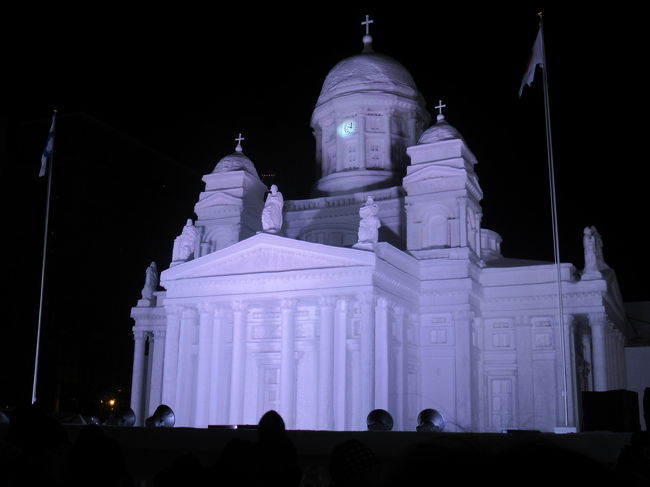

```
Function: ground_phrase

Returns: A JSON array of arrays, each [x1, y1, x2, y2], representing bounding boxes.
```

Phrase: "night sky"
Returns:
[[1, 5, 645, 414]]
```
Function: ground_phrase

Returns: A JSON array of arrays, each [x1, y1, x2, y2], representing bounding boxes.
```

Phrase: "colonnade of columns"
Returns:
[[588, 312, 626, 392], [131, 294, 411, 429]]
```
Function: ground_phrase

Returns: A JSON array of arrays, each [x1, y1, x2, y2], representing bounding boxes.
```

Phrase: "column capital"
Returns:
[[164, 304, 184, 317], [281, 298, 298, 310], [375, 296, 388, 309], [133, 329, 148, 340], [197, 302, 216, 314], [357, 293, 376, 307], [152, 329, 166, 340], [454, 309, 471, 321], [319, 296, 337, 308], [231, 300, 249, 313], [390, 302, 405, 316], [335, 296, 350, 315], [588, 312, 607, 327]]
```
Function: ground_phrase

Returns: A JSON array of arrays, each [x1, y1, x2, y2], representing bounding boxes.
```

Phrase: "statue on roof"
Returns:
[[353, 196, 381, 250], [140, 261, 158, 301], [582, 225, 609, 278], [172, 219, 199, 265], [262, 185, 284, 234]]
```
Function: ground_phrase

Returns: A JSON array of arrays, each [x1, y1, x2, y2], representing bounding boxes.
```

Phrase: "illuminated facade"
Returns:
[[130, 28, 630, 432]]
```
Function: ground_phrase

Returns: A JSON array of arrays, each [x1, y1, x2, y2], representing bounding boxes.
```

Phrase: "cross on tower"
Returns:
[[361, 15, 374, 36], [235, 133, 245, 152], [435, 100, 446, 116]]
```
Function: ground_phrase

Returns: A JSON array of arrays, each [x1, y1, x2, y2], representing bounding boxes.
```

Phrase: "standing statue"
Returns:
[[172, 219, 199, 264], [583, 226, 598, 275], [353, 196, 381, 250], [583, 225, 609, 278], [261, 184, 284, 234], [591, 225, 609, 270], [141, 262, 158, 300]]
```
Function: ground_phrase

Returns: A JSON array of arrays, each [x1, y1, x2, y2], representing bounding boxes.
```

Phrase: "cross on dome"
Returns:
[[361, 15, 374, 53], [362, 15, 374, 36], [235, 133, 245, 152], [434, 100, 447, 121]]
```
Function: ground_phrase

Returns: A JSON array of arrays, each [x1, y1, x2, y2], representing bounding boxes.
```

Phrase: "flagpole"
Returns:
[[538, 13, 570, 428], [33, 110, 57, 405]]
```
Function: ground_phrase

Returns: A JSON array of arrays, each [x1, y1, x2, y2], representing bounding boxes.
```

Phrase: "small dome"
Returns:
[[418, 117, 464, 144], [317, 53, 422, 106], [212, 151, 259, 177]]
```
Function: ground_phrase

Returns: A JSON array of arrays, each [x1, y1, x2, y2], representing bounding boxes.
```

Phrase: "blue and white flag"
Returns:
[[39, 112, 56, 177]]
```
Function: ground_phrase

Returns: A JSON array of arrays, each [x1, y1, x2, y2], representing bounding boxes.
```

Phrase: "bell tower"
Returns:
[[403, 106, 483, 257]]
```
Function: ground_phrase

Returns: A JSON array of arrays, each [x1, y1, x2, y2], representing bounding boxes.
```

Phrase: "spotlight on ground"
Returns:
[[105, 407, 136, 427], [416, 408, 444, 432], [145, 405, 175, 427], [367, 409, 393, 431]]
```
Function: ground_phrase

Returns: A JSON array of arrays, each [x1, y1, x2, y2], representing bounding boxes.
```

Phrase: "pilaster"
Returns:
[[334, 297, 349, 430], [229, 300, 248, 425], [130, 329, 147, 425], [195, 303, 215, 427], [359, 293, 376, 423], [161, 305, 183, 408], [588, 312, 608, 391], [280, 298, 297, 428], [318, 296, 336, 430]]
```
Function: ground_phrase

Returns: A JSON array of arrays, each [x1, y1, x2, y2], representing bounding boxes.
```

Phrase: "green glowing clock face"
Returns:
[[339, 119, 357, 137]]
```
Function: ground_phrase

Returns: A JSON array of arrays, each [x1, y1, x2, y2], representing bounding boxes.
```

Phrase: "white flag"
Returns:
[[519, 27, 544, 97], [39, 112, 56, 177]]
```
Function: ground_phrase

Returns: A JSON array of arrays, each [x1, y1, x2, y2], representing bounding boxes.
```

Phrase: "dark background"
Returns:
[[0, 4, 645, 415]]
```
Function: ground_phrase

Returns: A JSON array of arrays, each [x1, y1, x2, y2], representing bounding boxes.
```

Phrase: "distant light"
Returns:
[[108, 399, 116, 407]]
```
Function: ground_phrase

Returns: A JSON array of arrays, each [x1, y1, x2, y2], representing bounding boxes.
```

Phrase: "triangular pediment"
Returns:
[[161, 233, 375, 281], [195, 191, 244, 209]]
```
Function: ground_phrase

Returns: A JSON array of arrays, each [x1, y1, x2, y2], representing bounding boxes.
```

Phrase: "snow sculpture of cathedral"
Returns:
[[130, 22, 629, 432]]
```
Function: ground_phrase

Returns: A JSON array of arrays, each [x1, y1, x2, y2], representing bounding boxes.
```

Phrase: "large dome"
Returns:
[[316, 52, 422, 106], [212, 151, 259, 177]]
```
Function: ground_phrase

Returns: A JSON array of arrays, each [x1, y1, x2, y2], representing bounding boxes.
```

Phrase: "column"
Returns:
[[560, 314, 577, 427], [130, 329, 147, 425], [148, 330, 165, 417], [458, 197, 468, 247], [280, 298, 297, 428], [606, 322, 614, 389], [229, 301, 248, 425], [589, 312, 608, 391], [333, 297, 348, 430], [358, 115, 366, 168], [581, 332, 593, 391], [359, 294, 375, 422], [195, 303, 215, 427], [374, 297, 389, 411], [476, 211, 483, 258], [200, 242, 210, 257], [161, 305, 182, 407], [454, 309, 473, 430], [383, 111, 392, 170], [393, 306, 405, 430], [515, 316, 534, 429], [617, 330, 627, 388], [176, 308, 198, 426], [209, 308, 225, 425], [318, 296, 336, 430]]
